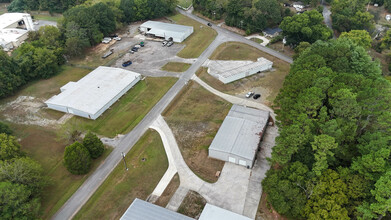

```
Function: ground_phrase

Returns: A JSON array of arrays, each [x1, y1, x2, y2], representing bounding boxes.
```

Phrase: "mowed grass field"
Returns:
[[0, 66, 175, 218], [204, 42, 290, 105], [64, 77, 177, 138], [164, 81, 230, 183], [170, 13, 217, 58], [73, 130, 168, 219], [177, 0, 192, 8], [161, 62, 191, 72], [9, 123, 112, 219]]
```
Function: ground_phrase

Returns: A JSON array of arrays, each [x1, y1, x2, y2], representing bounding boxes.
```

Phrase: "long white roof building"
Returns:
[[139, 21, 193, 43], [45, 66, 141, 120]]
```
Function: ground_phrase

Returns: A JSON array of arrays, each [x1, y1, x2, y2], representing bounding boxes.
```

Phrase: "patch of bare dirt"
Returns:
[[0, 96, 61, 127], [154, 174, 180, 207], [178, 190, 207, 219]]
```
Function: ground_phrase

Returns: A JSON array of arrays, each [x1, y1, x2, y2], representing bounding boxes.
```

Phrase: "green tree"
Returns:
[[0, 181, 40, 220], [280, 10, 332, 47], [0, 122, 12, 135], [63, 142, 91, 175], [331, 0, 374, 32], [340, 30, 372, 49], [83, 131, 104, 159], [0, 157, 46, 195], [304, 170, 350, 220], [0, 134, 22, 161], [311, 135, 338, 176], [293, 41, 311, 59], [64, 21, 90, 56]]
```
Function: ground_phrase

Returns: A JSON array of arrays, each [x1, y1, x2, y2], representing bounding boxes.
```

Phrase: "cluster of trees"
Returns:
[[280, 10, 332, 47], [8, 0, 86, 13], [0, 122, 46, 219], [194, 0, 286, 34], [263, 38, 391, 219], [119, 0, 177, 23], [0, 26, 64, 98], [63, 131, 104, 175], [331, 0, 374, 32]]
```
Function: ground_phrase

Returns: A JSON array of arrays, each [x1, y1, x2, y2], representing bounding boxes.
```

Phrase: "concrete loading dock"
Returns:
[[139, 21, 193, 43], [209, 105, 270, 168], [45, 66, 141, 120]]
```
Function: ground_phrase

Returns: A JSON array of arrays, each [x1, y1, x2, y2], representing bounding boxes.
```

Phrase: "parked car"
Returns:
[[102, 37, 111, 44], [162, 40, 168, 46], [167, 41, 174, 47], [245, 91, 254, 98], [113, 36, 121, 41], [207, 22, 212, 27], [253, 94, 261, 99], [131, 47, 139, 52], [122, 60, 132, 67]]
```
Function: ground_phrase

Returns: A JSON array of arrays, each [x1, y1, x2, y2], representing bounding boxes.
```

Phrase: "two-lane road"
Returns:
[[53, 10, 291, 220]]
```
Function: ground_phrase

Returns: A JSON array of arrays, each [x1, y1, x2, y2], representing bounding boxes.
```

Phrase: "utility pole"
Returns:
[[121, 152, 128, 171]]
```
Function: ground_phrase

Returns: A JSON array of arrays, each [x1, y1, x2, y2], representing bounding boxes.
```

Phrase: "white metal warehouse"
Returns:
[[45, 66, 141, 120], [209, 105, 270, 168], [120, 198, 194, 220], [139, 21, 193, 43], [207, 57, 273, 84]]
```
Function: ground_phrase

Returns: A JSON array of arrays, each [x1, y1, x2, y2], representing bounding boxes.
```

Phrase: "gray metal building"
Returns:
[[45, 66, 141, 120], [213, 57, 273, 84], [120, 198, 194, 220], [209, 105, 270, 168], [199, 203, 252, 220], [139, 21, 193, 43]]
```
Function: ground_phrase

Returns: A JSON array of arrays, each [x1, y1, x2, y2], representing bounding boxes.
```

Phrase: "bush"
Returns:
[[83, 131, 104, 159], [63, 142, 91, 175], [0, 122, 12, 135], [270, 35, 284, 44], [0, 134, 22, 161]]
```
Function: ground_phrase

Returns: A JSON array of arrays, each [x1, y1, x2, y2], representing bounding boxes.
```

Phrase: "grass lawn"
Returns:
[[32, 14, 62, 22], [169, 13, 217, 58], [163, 81, 230, 183], [205, 42, 290, 105], [161, 62, 191, 72], [64, 77, 177, 138], [177, 0, 192, 8], [178, 191, 207, 218], [8, 123, 112, 219], [73, 130, 168, 220], [251, 38, 264, 44]]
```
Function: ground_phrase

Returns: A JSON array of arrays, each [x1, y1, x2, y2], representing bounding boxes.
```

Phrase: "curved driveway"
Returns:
[[52, 10, 291, 220]]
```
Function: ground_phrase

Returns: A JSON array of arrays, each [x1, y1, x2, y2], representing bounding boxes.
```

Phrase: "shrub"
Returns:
[[63, 142, 91, 175], [83, 131, 104, 159]]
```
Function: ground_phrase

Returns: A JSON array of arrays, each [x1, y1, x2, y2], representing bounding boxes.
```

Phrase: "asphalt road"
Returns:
[[52, 10, 291, 220]]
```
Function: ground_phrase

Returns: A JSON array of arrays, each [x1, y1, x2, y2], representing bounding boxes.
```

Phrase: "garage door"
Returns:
[[228, 157, 236, 163], [239, 160, 247, 166]]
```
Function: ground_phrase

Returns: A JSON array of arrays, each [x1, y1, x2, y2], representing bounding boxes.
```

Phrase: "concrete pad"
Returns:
[[245, 35, 269, 46]]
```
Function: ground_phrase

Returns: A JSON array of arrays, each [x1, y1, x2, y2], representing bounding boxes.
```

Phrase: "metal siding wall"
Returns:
[[209, 149, 229, 162], [46, 103, 68, 113]]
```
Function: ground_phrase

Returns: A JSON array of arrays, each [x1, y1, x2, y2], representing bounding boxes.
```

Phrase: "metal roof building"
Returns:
[[120, 198, 194, 220], [139, 21, 193, 43], [45, 66, 141, 120], [209, 105, 270, 168], [0, 13, 34, 50], [208, 57, 273, 84], [199, 203, 252, 220]]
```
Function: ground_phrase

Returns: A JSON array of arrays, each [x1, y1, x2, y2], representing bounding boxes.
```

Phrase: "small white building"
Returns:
[[139, 21, 193, 43], [0, 13, 34, 50], [45, 66, 141, 120], [293, 2, 305, 11], [386, 14, 391, 21], [207, 57, 273, 84], [209, 105, 270, 168]]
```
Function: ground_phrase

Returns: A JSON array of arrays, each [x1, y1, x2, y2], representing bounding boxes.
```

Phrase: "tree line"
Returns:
[[7, 0, 86, 13], [0, 122, 46, 219], [263, 37, 391, 219]]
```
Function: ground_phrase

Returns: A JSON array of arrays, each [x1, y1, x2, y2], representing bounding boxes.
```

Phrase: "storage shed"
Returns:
[[139, 21, 193, 43], [0, 13, 34, 50], [199, 203, 252, 220], [45, 66, 141, 120], [209, 105, 270, 168], [120, 198, 194, 220]]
